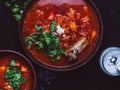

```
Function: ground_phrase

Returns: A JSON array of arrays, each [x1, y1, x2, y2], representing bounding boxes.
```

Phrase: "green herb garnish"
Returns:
[[13, 14, 22, 21], [35, 25, 43, 31], [50, 21, 57, 32], [4, 0, 30, 21], [56, 56, 61, 60], [25, 36, 34, 48], [25, 21, 64, 61], [10, 60, 16, 66], [5, 60, 28, 90]]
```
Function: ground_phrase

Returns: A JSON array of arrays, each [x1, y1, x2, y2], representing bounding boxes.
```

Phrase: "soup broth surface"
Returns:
[[22, 0, 99, 66]]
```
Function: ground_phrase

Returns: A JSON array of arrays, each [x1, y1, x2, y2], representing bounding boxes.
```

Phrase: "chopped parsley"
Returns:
[[25, 21, 64, 61], [4, 0, 30, 21], [35, 25, 43, 31], [10, 60, 16, 66], [5, 60, 28, 90], [50, 21, 57, 32]]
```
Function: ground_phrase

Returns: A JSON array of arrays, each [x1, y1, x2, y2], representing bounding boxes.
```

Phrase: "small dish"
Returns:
[[0, 50, 36, 90]]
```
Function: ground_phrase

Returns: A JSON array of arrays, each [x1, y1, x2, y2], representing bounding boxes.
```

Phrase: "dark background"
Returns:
[[0, 0, 120, 90]]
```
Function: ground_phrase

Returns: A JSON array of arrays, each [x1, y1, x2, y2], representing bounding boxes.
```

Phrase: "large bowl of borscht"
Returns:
[[19, 0, 103, 71]]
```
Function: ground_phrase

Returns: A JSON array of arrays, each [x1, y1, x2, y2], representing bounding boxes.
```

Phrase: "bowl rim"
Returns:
[[0, 50, 36, 90], [19, 0, 103, 71]]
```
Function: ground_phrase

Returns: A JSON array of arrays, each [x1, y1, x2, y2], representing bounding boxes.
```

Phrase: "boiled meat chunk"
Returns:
[[64, 37, 88, 61]]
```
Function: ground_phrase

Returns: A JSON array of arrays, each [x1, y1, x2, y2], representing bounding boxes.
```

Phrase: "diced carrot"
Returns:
[[76, 12, 81, 19], [57, 16, 64, 25], [5, 82, 9, 86], [21, 66, 27, 72], [16, 62, 20, 66], [67, 12, 76, 21], [72, 33, 77, 40], [35, 10, 40, 14], [36, 10, 40, 13], [83, 6, 89, 13], [35, 10, 41, 18], [62, 24, 66, 28], [69, 8, 76, 16], [70, 22, 77, 32], [36, 21, 42, 25], [0, 66, 6, 72], [91, 30, 97, 39], [67, 12, 70, 16], [62, 36, 70, 41], [81, 16, 89, 23], [4, 83, 12, 90], [40, 11, 44, 15], [63, 43, 69, 49], [48, 12, 54, 20], [48, 15, 54, 20]]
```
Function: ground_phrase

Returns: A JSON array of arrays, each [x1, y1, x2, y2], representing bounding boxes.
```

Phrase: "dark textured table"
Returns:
[[0, 0, 120, 90]]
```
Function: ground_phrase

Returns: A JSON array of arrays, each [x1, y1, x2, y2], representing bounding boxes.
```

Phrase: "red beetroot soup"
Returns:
[[21, 0, 102, 70], [0, 50, 36, 90]]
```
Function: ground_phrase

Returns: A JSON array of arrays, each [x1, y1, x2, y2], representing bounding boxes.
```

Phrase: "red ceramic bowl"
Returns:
[[20, 0, 103, 71], [0, 50, 36, 90]]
